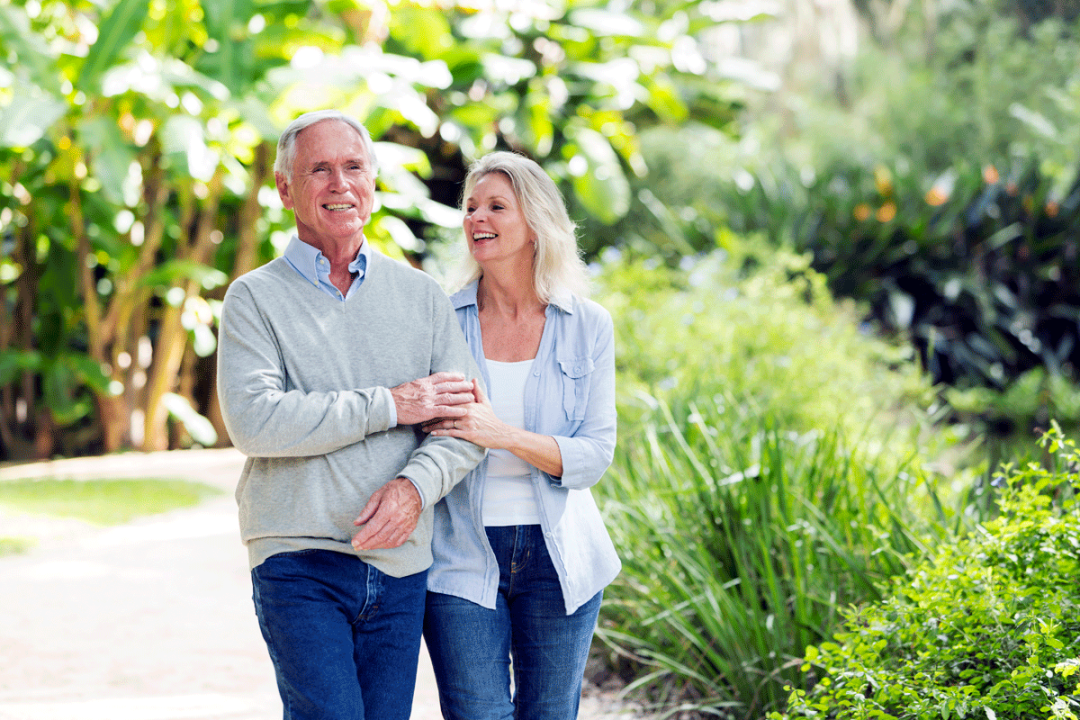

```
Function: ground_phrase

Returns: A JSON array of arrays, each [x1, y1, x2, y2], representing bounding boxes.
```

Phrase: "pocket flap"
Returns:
[[558, 357, 595, 378]]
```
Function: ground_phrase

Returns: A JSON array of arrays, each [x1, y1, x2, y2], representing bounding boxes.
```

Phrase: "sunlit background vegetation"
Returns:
[[2, 0, 1080, 717]]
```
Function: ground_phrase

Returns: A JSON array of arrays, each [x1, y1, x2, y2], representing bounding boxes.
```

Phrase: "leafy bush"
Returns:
[[775, 424, 1080, 720], [593, 248, 956, 718], [596, 240, 935, 450], [623, 12, 1080, 438]]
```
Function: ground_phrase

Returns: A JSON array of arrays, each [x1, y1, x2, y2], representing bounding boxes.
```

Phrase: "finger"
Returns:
[[436, 382, 475, 398], [429, 372, 467, 386], [353, 492, 381, 526], [471, 378, 488, 404], [439, 391, 476, 406]]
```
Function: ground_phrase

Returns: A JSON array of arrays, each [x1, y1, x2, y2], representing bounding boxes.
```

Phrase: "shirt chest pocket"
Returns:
[[557, 357, 595, 423]]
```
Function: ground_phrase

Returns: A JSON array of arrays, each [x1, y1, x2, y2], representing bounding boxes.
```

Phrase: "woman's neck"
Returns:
[[477, 271, 543, 318]]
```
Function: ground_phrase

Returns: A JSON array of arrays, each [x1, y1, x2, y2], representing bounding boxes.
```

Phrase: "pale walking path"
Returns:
[[0, 449, 641, 720]]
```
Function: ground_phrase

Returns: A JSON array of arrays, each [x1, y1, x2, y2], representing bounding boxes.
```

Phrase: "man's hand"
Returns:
[[351, 477, 423, 551], [391, 371, 474, 426]]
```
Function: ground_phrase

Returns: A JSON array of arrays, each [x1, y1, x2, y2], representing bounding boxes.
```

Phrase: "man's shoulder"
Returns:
[[229, 258, 291, 290]]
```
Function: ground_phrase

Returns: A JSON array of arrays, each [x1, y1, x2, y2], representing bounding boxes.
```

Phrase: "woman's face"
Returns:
[[463, 172, 533, 269]]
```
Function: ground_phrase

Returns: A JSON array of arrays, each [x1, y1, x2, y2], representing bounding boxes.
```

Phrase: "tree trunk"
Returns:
[[143, 170, 226, 451]]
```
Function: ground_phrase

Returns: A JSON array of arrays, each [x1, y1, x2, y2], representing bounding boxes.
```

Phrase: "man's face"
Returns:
[[276, 119, 377, 251]]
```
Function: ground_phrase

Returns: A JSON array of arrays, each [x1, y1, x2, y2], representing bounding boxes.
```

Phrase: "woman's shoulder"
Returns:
[[559, 293, 612, 327], [448, 281, 480, 310]]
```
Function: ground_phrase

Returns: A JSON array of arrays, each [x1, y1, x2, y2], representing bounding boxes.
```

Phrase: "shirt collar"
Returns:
[[283, 235, 370, 286]]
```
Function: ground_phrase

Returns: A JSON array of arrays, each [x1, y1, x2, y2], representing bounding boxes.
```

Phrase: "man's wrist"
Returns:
[[397, 475, 425, 510]]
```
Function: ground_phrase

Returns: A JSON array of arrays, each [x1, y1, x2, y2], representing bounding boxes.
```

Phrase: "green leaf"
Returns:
[[162, 115, 217, 182], [0, 4, 62, 94], [77, 0, 150, 93], [77, 115, 137, 206], [389, 6, 452, 59], [139, 260, 228, 290], [0, 88, 67, 149], [564, 127, 631, 224], [199, 0, 253, 93], [42, 361, 91, 426], [163, 393, 218, 446], [0, 350, 44, 385], [62, 353, 112, 394]]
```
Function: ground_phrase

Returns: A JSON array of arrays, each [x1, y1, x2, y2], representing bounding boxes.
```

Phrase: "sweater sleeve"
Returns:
[[216, 281, 396, 458], [396, 288, 487, 506], [548, 308, 617, 490]]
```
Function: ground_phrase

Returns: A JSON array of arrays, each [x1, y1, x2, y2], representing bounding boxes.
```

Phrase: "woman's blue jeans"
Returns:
[[251, 549, 427, 720], [423, 524, 603, 720]]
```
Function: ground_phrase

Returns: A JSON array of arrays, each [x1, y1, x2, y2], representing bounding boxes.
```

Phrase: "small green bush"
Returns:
[[776, 424, 1080, 720]]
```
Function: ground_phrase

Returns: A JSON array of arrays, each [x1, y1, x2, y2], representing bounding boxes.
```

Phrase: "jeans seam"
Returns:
[[353, 562, 381, 624]]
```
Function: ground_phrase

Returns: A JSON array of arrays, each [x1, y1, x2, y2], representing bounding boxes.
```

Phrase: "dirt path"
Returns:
[[0, 449, 645, 720]]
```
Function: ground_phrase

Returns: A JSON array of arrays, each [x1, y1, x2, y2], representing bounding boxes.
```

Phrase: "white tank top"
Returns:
[[482, 358, 541, 526]]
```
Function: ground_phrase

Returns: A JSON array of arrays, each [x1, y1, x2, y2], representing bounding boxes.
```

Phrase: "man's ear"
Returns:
[[275, 172, 293, 209]]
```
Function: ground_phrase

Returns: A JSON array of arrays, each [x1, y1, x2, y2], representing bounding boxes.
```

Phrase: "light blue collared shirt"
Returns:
[[283, 235, 370, 302], [426, 280, 621, 614]]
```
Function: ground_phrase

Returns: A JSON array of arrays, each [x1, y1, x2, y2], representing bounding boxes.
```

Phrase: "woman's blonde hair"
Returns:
[[453, 151, 590, 302]]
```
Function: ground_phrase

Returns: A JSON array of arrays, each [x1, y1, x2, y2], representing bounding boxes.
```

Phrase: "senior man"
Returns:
[[216, 109, 485, 720]]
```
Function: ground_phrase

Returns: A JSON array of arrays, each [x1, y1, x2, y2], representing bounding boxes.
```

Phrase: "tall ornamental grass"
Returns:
[[593, 246, 957, 718]]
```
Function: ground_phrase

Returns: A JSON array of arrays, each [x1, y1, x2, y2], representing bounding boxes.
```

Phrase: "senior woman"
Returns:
[[422, 151, 620, 720]]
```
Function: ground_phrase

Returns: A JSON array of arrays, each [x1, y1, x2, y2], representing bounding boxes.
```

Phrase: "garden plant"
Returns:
[[592, 244, 960, 718], [776, 422, 1080, 720]]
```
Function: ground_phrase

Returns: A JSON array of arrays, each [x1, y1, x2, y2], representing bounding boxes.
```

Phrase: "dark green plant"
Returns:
[[775, 423, 1080, 720]]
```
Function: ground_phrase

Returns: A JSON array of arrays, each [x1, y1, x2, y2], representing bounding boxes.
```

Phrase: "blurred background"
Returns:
[[2, 0, 1080, 717]]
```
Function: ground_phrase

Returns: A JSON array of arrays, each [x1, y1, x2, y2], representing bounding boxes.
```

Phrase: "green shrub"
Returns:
[[593, 248, 956, 718], [775, 424, 1080, 720]]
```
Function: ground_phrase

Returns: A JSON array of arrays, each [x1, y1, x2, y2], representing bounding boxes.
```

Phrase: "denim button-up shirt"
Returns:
[[427, 281, 621, 615]]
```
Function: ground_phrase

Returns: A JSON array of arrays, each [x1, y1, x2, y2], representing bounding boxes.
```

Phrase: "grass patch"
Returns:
[[0, 478, 224, 526], [0, 537, 36, 557]]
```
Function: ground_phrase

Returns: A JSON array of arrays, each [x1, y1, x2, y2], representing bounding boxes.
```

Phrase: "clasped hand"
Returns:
[[422, 379, 507, 451], [390, 371, 474, 426]]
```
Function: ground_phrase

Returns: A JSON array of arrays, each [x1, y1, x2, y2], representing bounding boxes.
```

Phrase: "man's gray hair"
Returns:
[[454, 151, 590, 302], [274, 110, 379, 181]]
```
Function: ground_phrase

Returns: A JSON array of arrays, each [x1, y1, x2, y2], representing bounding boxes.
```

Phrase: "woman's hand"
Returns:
[[423, 379, 510, 450], [425, 378, 565, 477]]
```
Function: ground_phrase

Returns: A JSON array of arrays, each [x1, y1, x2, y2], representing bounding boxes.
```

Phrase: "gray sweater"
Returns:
[[216, 250, 485, 577]]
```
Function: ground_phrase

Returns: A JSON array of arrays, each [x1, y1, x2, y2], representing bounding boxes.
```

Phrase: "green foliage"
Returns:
[[597, 240, 933, 448], [626, 11, 1080, 437], [0, 0, 754, 459], [777, 424, 1080, 720], [0, 477, 223, 526], [593, 248, 954, 718]]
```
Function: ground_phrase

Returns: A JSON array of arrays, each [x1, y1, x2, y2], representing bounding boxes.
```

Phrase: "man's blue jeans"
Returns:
[[423, 525, 603, 720], [251, 549, 427, 720]]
